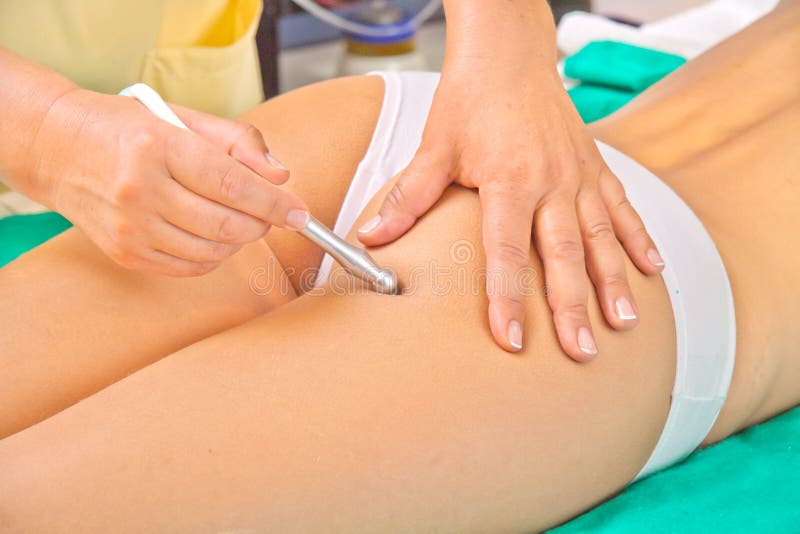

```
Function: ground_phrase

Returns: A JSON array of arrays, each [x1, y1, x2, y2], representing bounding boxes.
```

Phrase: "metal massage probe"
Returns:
[[297, 215, 398, 295], [119, 83, 399, 295]]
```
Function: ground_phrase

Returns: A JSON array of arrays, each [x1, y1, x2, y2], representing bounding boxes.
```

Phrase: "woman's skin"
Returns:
[[1, 3, 799, 531]]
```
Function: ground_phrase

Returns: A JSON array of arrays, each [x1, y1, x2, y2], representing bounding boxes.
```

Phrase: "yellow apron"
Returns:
[[0, 0, 264, 118]]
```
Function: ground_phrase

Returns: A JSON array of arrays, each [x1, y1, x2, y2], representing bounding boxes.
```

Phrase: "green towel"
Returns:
[[566, 40, 687, 123], [568, 84, 637, 123], [0, 212, 72, 267], [549, 407, 800, 533], [565, 40, 687, 92]]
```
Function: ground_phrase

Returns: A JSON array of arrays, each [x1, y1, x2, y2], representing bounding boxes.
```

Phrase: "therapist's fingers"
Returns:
[[166, 131, 308, 229], [598, 168, 665, 275], [103, 223, 221, 277], [357, 152, 452, 246], [479, 179, 536, 353], [171, 104, 290, 185], [577, 186, 638, 331], [534, 193, 596, 361], [135, 249, 220, 278], [156, 177, 270, 244], [149, 220, 242, 265]]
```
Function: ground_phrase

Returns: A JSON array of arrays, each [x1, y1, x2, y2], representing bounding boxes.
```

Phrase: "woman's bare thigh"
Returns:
[[0, 228, 289, 438], [0, 178, 678, 532]]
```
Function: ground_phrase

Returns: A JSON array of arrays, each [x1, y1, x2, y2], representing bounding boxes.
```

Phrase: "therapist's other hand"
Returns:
[[358, 66, 665, 360], [32, 89, 307, 276]]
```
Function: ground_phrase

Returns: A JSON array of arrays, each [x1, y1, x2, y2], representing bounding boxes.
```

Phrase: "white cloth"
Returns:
[[557, 0, 779, 59], [314, 71, 435, 287], [594, 140, 737, 478]]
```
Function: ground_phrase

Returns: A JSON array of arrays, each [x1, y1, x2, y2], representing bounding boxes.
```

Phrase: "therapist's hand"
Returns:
[[357, 1, 665, 360], [31, 89, 308, 276]]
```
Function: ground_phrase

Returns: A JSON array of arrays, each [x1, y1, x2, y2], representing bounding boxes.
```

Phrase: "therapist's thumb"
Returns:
[[357, 153, 452, 246]]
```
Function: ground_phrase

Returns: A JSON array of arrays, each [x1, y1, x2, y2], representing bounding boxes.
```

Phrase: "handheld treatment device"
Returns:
[[119, 83, 400, 295], [298, 215, 398, 294]]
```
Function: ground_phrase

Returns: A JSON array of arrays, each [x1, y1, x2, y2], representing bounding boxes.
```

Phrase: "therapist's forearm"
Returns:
[[0, 46, 78, 201], [441, 0, 558, 74]]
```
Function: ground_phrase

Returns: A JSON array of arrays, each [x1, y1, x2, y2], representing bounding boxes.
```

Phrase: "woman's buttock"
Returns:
[[0, 177, 679, 532]]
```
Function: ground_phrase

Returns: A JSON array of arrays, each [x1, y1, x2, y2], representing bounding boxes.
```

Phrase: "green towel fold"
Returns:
[[565, 40, 687, 92], [0, 212, 72, 267], [568, 84, 637, 123], [565, 40, 687, 123]]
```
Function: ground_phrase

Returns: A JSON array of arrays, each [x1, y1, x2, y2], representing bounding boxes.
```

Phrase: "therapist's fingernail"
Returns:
[[265, 152, 288, 171], [508, 320, 523, 351], [285, 209, 310, 230], [358, 215, 382, 234], [647, 248, 665, 268], [615, 296, 637, 321], [578, 327, 598, 357]]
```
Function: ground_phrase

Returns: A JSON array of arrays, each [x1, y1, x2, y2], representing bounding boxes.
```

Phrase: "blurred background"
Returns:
[[262, 0, 708, 95], [0, 0, 724, 218]]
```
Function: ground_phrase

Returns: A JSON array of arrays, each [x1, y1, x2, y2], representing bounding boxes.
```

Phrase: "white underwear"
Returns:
[[316, 71, 737, 481]]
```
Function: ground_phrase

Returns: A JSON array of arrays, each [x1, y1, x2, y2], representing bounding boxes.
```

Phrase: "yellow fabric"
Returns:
[[0, 0, 264, 118]]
